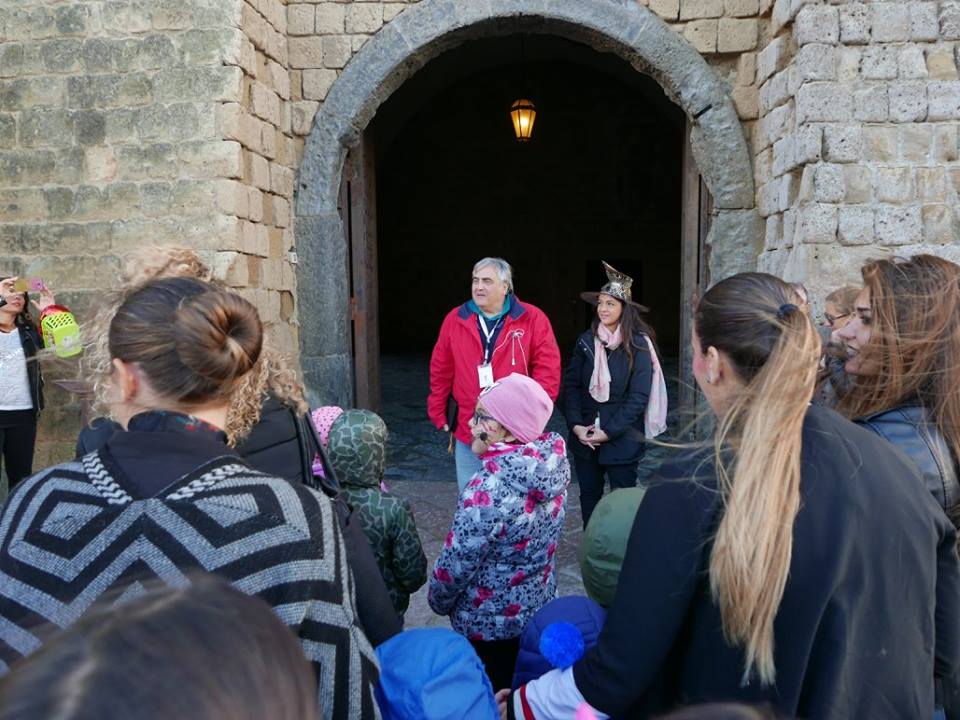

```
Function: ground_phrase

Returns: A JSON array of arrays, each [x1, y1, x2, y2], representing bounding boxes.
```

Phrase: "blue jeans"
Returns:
[[455, 439, 483, 492]]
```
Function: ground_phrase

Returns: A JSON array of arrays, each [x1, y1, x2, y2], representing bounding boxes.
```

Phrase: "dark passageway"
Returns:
[[372, 34, 685, 360]]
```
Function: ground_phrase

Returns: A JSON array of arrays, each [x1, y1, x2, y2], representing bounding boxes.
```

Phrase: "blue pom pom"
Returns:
[[539, 622, 585, 669]]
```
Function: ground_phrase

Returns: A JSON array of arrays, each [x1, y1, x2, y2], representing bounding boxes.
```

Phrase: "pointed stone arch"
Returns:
[[295, 0, 759, 404]]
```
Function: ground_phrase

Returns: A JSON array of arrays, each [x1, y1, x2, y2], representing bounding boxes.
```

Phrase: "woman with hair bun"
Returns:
[[503, 272, 960, 720], [0, 278, 381, 720]]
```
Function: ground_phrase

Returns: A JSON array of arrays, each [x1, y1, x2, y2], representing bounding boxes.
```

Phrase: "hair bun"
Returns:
[[174, 291, 263, 385]]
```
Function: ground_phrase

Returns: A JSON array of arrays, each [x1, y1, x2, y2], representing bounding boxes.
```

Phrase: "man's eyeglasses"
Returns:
[[823, 312, 851, 326]]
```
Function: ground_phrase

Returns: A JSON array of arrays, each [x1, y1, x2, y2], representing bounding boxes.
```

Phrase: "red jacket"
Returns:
[[428, 298, 561, 444]]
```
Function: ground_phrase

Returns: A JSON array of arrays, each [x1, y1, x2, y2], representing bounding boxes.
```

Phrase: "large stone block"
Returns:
[[649, 0, 680, 20], [900, 124, 933, 161], [888, 81, 927, 122], [251, 81, 281, 125], [876, 205, 922, 244], [773, 134, 797, 176], [0, 77, 66, 111], [316, 4, 347, 34], [718, 18, 758, 53], [922, 204, 958, 243], [346, 3, 384, 33], [286, 4, 315, 36], [870, 2, 910, 42], [321, 35, 352, 68], [679, 0, 723, 20], [861, 45, 899, 80], [814, 163, 845, 202], [874, 166, 913, 202], [916, 167, 948, 201], [839, 3, 870, 44], [838, 206, 875, 245], [792, 43, 838, 87], [927, 47, 957, 80], [843, 164, 872, 203], [17, 108, 74, 147], [139, 103, 201, 142], [853, 84, 889, 122], [796, 202, 838, 244], [756, 35, 789, 85], [0, 114, 15, 148], [725, 0, 759, 17], [115, 143, 178, 180], [823, 124, 862, 162], [928, 81, 960, 120], [302, 69, 337, 101], [0, 150, 56, 189], [154, 66, 242, 103], [288, 36, 323, 68], [795, 5, 839, 45], [899, 46, 928, 80], [797, 82, 852, 123], [910, 2, 940, 41], [41, 38, 84, 74], [941, 0, 960, 40], [934, 124, 959, 161]]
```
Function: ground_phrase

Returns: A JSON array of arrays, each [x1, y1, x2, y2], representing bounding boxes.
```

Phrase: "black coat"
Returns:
[[560, 330, 652, 465], [572, 405, 960, 719], [17, 322, 43, 414]]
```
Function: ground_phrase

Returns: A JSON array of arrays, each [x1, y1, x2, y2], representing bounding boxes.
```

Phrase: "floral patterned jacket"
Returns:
[[428, 432, 570, 641]]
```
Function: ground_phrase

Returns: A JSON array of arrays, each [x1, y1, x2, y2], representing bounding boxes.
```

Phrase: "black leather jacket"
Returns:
[[856, 406, 960, 517], [17, 322, 43, 414]]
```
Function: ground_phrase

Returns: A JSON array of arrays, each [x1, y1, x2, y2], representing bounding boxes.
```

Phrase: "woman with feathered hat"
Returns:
[[561, 262, 668, 528]]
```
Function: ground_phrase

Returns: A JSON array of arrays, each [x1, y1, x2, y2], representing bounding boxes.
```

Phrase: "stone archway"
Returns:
[[295, 0, 759, 405]]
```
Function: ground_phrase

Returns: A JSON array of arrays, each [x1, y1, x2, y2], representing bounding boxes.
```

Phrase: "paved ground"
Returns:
[[379, 353, 683, 628]]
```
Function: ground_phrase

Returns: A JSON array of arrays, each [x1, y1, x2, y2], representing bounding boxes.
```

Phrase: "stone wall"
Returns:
[[0, 0, 298, 464], [755, 0, 960, 298]]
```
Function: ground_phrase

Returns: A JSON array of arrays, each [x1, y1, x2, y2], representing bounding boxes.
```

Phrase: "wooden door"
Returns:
[[339, 131, 381, 411], [678, 119, 714, 429]]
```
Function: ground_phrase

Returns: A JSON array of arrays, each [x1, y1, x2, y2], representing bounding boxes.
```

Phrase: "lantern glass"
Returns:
[[510, 98, 536, 142]]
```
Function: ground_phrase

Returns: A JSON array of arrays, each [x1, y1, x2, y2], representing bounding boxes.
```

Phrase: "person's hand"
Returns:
[[31, 282, 55, 313], [589, 428, 610, 444], [442, 424, 450, 432], [495, 689, 511, 719], [573, 424, 598, 450], [0, 277, 15, 298]]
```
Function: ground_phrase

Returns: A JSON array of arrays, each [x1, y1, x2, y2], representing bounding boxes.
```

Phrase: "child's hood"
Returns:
[[326, 409, 386, 489]]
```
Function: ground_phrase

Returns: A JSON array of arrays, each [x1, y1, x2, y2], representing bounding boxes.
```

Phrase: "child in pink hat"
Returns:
[[428, 373, 570, 692]]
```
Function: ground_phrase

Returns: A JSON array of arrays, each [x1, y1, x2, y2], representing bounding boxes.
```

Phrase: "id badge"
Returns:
[[478, 364, 494, 388]]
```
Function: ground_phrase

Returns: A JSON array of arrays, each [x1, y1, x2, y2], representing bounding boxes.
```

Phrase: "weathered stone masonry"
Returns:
[[2, 0, 960, 465]]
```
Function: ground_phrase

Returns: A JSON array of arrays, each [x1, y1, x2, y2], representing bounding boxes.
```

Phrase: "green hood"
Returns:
[[579, 486, 646, 607], [326, 409, 387, 489]]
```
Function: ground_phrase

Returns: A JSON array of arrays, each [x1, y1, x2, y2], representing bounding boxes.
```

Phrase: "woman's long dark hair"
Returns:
[[590, 299, 658, 369], [0, 277, 35, 331]]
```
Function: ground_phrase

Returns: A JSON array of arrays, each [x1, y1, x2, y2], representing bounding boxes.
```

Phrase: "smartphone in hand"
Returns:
[[13, 277, 43, 293]]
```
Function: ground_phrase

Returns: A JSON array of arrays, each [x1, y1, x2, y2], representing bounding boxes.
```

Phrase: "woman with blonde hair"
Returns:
[[502, 272, 960, 719]]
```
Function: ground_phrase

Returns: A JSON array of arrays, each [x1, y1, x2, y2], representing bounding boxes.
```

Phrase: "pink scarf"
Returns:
[[588, 327, 669, 439], [588, 324, 622, 403]]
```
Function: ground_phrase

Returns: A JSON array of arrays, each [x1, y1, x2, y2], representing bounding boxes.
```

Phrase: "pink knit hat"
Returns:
[[478, 373, 553, 444], [310, 406, 344, 478]]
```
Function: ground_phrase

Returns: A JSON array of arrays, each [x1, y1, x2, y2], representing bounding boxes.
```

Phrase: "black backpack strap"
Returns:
[[296, 409, 342, 498]]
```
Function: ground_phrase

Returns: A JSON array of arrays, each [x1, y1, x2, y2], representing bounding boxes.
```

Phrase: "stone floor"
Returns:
[[378, 353, 684, 628]]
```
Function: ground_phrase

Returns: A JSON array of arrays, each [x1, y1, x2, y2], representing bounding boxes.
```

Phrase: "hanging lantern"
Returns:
[[510, 98, 536, 142]]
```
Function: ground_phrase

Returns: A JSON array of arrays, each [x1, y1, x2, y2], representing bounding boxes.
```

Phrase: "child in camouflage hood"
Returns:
[[325, 409, 428, 617]]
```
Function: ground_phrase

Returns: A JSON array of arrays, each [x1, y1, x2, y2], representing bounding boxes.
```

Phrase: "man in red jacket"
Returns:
[[428, 257, 561, 490]]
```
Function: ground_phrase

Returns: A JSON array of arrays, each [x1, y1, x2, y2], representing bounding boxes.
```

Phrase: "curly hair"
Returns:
[[83, 246, 306, 445]]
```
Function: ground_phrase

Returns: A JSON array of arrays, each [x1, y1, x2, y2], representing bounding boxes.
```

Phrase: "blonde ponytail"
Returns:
[[695, 275, 821, 685]]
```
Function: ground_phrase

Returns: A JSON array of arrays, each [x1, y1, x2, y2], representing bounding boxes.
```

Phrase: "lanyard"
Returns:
[[478, 315, 504, 364]]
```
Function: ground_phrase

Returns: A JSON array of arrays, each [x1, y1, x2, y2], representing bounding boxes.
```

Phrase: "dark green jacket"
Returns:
[[328, 410, 427, 615]]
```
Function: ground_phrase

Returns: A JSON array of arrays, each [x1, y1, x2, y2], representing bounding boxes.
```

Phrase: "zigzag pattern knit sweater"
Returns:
[[0, 451, 381, 720]]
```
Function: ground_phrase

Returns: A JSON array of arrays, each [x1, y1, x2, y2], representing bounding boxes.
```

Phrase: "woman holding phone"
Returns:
[[0, 276, 56, 488]]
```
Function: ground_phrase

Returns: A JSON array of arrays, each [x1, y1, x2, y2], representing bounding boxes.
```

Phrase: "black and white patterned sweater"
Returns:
[[0, 448, 382, 720]]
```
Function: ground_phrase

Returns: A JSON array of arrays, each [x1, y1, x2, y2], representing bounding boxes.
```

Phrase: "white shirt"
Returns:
[[0, 329, 33, 411]]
